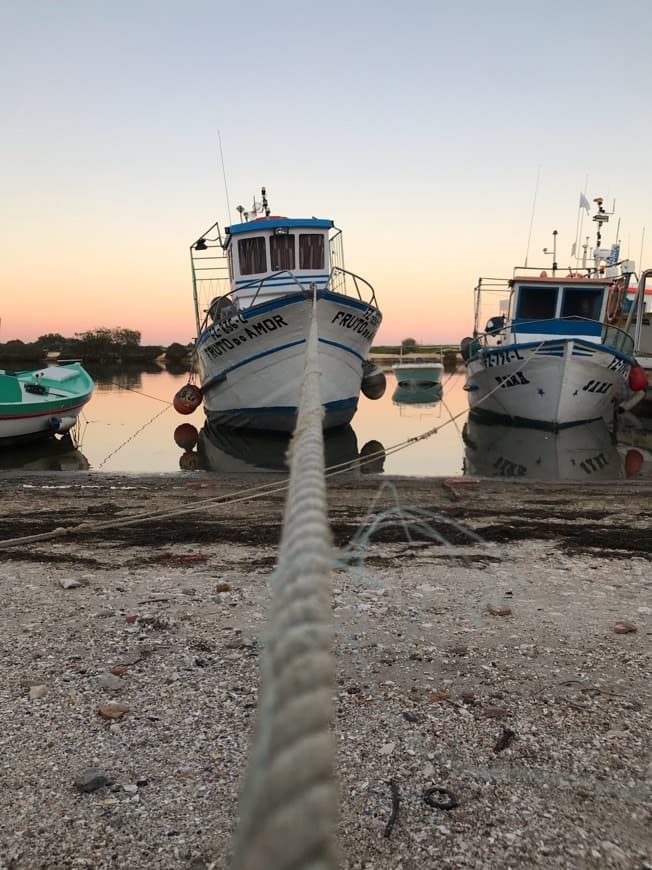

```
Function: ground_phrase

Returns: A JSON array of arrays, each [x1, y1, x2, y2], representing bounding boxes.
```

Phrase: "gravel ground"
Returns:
[[0, 472, 650, 869]]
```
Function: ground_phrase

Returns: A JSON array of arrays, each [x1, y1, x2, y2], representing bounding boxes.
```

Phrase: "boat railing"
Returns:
[[328, 267, 378, 307], [469, 316, 635, 357], [601, 323, 635, 355]]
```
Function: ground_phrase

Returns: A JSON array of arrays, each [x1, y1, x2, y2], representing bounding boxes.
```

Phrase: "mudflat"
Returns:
[[0, 472, 650, 869]]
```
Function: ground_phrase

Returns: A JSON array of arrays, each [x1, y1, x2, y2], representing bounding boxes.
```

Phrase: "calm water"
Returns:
[[2, 365, 650, 481]]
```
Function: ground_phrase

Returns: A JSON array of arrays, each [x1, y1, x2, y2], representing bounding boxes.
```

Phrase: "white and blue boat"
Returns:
[[189, 188, 384, 431], [461, 197, 648, 430]]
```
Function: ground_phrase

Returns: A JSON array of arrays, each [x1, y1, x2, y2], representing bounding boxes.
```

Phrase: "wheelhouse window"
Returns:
[[238, 237, 267, 275], [270, 233, 295, 271], [516, 286, 558, 320], [561, 288, 602, 320], [299, 234, 325, 270]]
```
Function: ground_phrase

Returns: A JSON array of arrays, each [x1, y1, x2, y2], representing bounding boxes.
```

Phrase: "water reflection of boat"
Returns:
[[191, 422, 384, 474], [463, 416, 623, 481], [0, 434, 90, 471], [392, 382, 443, 408]]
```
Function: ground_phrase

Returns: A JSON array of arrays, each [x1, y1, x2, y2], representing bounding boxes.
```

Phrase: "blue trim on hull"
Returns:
[[468, 407, 605, 432], [205, 397, 359, 433]]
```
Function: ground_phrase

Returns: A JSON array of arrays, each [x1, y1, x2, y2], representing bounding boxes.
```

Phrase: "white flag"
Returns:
[[579, 192, 591, 214]]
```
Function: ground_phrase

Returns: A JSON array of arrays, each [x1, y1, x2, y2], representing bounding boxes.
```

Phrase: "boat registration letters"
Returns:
[[203, 315, 289, 360], [483, 348, 525, 368]]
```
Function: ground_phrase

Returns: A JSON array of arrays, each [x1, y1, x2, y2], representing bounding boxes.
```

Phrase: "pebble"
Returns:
[[613, 621, 637, 634], [58, 577, 81, 589], [98, 674, 123, 691], [29, 684, 48, 700], [487, 604, 512, 617], [98, 701, 129, 720], [74, 768, 109, 793]]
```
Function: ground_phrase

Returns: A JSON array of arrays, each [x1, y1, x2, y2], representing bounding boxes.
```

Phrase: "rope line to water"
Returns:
[[230, 294, 337, 870]]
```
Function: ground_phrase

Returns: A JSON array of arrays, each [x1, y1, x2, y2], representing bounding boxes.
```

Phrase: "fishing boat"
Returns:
[[185, 187, 384, 432], [0, 363, 94, 447], [392, 347, 443, 386], [460, 197, 649, 429]]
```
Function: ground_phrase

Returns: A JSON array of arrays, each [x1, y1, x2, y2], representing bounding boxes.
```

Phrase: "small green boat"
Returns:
[[0, 363, 94, 447]]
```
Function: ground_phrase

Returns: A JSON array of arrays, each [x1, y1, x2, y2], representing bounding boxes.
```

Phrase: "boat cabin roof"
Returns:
[[225, 217, 333, 239], [510, 275, 611, 286]]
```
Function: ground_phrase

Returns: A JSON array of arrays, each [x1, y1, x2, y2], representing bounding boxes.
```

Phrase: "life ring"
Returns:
[[606, 278, 627, 323]]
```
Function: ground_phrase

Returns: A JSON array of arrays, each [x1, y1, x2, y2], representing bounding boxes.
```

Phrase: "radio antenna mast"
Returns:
[[218, 130, 232, 223], [524, 164, 541, 267]]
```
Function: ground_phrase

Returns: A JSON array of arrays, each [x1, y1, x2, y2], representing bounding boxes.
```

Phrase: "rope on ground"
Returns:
[[230, 295, 337, 870]]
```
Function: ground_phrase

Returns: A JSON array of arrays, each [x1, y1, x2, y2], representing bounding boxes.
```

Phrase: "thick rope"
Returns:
[[230, 297, 337, 870]]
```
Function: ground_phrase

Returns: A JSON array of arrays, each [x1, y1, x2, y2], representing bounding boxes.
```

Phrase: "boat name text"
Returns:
[[331, 309, 379, 341], [483, 349, 525, 368], [495, 372, 530, 388], [203, 315, 289, 359]]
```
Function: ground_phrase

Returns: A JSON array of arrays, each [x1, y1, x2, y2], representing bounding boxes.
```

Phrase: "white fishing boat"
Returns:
[[460, 198, 649, 430], [185, 188, 384, 432]]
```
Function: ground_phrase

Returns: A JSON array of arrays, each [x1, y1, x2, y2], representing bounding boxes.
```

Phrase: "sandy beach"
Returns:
[[0, 471, 650, 869]]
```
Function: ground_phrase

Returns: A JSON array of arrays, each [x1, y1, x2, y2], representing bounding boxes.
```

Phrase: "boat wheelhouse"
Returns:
[[189, 189, 383, 431]]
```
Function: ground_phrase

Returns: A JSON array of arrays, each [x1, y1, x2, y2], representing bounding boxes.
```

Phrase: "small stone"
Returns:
[[98, 701, 129, 720], [59, 577, 81, 589], [484, 705, 507, 719], [20, 677, 42, 688], [447, 645, 468, 656], [29, 684, 48, 700], [98, 674, 123, 691], [461, 689, 475, 703], [487, 604, 512, 617], [123, 783, 138, 794], [429, 691, 449, 703], [125, 614, 138, 624], [111, 666, 127, 676], [379, 741, 395, 756], [215, 582, 231, 593], [613, 621, 637, 634], [75, 768, 109, 793]]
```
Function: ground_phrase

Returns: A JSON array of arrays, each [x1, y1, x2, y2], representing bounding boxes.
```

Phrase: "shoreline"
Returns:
[[1, 473, 650, 868]]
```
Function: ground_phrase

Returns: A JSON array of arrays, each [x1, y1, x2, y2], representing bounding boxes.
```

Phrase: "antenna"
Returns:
[[217, 130, 232, 222], [542, 230, 558, 275], [261, 186, 270, 217], [523, 164, 541, 267]]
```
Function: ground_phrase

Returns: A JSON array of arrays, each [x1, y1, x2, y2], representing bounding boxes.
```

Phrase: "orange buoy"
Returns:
[[174, 423, 199, 450], [173, 384, 202, 415], [629, 365, 649, 392], [624, 449, 644, 478]]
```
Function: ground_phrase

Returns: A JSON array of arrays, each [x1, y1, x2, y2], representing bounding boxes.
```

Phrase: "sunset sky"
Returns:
[[2, 0, 651, 348]]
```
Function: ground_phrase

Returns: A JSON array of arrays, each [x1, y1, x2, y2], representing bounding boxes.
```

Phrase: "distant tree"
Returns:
[[401, 337, 418, 352], [165, 342, 191, 361], [35, 333, 67, 351]]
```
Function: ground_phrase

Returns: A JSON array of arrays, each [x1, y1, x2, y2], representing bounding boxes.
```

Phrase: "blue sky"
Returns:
[[2, 0, 651, 345]]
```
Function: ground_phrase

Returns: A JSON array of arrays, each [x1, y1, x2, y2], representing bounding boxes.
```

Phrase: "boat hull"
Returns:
[[392, 363, 443, 386], [196, 290, 382, 431], [0, 364, 94, 447], [464, 339, 632, 429]]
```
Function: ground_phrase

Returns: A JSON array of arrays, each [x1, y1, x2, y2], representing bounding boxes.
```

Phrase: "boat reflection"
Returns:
[[0, 434, 90, 472], [392, 382, 443, 408], [178, 423, 386, 475], [463, 416, 624, 481]]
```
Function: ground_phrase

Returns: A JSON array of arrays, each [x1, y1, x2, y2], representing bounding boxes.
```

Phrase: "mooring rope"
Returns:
[[230, 296, 337, 870]]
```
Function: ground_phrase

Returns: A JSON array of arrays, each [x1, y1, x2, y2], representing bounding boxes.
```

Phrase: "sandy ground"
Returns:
[[0, 471, 650, 869]]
